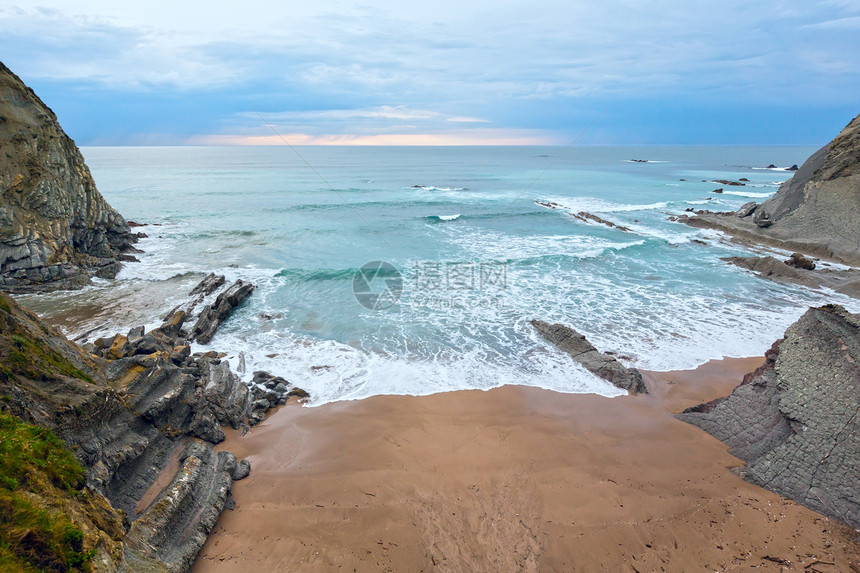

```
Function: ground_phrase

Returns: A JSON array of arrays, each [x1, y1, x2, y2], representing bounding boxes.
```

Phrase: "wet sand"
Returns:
[[193, 357, 860, 572]]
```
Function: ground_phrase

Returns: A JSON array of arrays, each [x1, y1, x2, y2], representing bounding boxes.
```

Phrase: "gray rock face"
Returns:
[[723, 255, 860, 298], [530, 319, 647, 394], [190, 279, 255, 344], [723, 256, 821, 289], [735, 201, 758, 218], [0, 61, 136, 292], [679, 305, 860, 529], [680, 114, 860, 266], [0, 292, 309, 572]]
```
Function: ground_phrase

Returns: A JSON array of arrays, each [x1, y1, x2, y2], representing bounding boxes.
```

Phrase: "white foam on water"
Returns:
[[620, 222, 701, 245], [721, 190, 775, 198], [539, 196, 670, 213], [437, 225, 646, 262], [407, 185, 467, 191], [198, 325, 626, 407]]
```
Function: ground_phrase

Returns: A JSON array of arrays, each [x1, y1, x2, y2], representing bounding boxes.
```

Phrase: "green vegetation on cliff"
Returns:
[[0, 412, 93, 572], [0, 332, 92, 384], [0, 295, 92, 384]]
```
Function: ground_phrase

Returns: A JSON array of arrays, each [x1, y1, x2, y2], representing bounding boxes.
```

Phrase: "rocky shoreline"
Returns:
[[0, 277, 307, 572], [678, 304, 860, 530], [0, 62, 142, 293], [665, 116, 860, 534], [0, 61, 309, 572], [1, 56, 859, 571], [676, 113, 860, 297]]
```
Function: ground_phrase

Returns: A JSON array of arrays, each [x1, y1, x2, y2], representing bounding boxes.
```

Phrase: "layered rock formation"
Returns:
[[0, 61, 136, 293], [531, 319, 647, 394], [679, 305, 860, 529], [680, 114, 860, 266], [722, 255, 860, 298], [0, 286, 306, 572]]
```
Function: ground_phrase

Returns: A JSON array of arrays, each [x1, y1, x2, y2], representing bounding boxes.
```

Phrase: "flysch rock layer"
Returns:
[[678, 114, 860, 267], [0, 61, 136, 293], [0, 288, 306, 572], [679, 305, 860, 529]]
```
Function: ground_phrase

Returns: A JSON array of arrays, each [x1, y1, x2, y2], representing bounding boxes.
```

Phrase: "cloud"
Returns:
[[802, 15, 860, 28], [187, 128, 556, 146], [1, 1, 859, 143]]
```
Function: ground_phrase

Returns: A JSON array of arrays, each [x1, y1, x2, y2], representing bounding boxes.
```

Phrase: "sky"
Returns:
[[1, 0, 859, 145]]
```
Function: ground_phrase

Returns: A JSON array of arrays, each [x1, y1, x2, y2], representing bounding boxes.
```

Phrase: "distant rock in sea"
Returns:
[[679, 305, 860, 529], [0, 61, 137, 293]]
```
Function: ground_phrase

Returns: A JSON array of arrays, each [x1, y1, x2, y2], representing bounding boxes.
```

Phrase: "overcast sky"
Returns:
[[2, 1, 858, 145]]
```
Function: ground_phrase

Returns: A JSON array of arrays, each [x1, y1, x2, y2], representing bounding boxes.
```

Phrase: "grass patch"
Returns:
[[0, 412, 93, 572], [0, 334, 92, 385]]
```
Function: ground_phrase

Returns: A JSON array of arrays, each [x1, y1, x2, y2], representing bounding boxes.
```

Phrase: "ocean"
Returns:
[[19, 145, 860, 404]]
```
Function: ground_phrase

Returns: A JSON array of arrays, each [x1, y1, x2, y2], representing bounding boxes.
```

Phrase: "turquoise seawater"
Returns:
[[20, 145, 860, 404]]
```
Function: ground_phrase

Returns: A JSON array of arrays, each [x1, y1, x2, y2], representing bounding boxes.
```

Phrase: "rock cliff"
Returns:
[[0, 61, 136, 293], [678, 305, 860, 529], [0, 288, 304, 571], [680, 114, 860, 266]]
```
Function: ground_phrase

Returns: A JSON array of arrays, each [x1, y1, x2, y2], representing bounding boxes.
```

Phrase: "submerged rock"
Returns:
[[572, 211, 632, 232], [530, 319, 647, 394], [678, 305, 860, 529]]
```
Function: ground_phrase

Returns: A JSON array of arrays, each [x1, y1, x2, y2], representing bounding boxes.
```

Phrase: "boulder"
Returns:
[[190, 280, 255, 345], [109, 334, 131, 359], [158, 310, 186, 339], [232, 459, 251, 481], [530, 319, 647, 394], [785, 252, 816, 270], [735, 202, 757, 218]]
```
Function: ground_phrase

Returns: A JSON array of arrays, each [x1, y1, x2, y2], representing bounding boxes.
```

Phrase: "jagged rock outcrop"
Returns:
[[678, 305, 860, 529], [531, 319, 647, 394], [0, 61, 137, 293], [680, 114, 860, 266], [722, 255, 860, 298], [190, 279, 255, 344], [0, 290, 306, 571], [160, 273, 254, 346]]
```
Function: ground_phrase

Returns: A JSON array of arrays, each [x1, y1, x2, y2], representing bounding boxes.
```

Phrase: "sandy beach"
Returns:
[[193, 357, 860, 572]]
